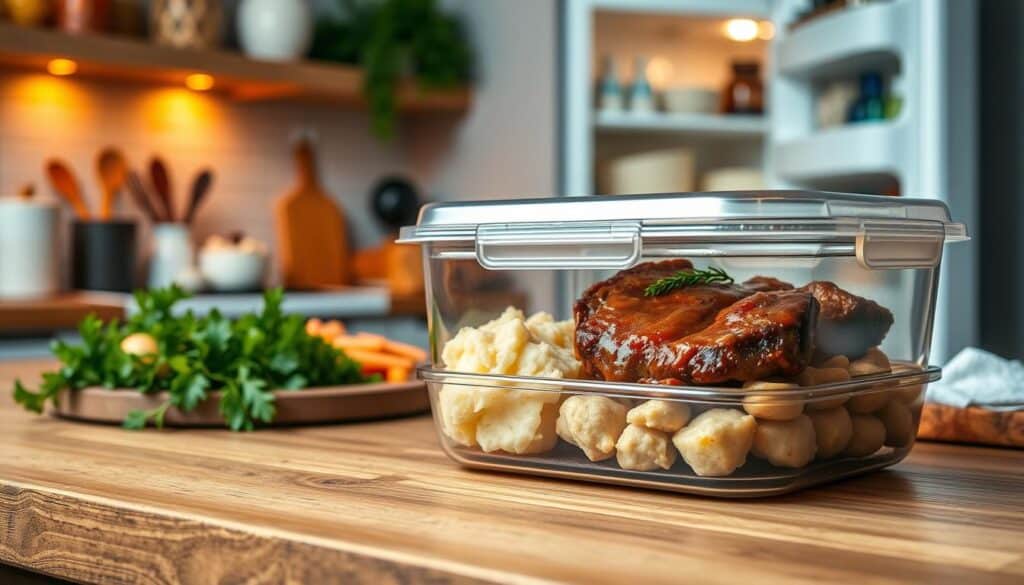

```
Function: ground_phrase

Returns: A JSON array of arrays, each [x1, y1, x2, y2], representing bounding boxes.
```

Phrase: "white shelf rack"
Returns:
[[776, 0, 910, 80], [773, 121, 907, 182], [595, 111, 767, 138]]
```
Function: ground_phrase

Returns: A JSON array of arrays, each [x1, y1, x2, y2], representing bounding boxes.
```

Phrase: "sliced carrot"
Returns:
[[382, 340, 427, 363], [386, 366, 410, 383], [305, 318, 323, 337], [344, 348, 415, 369], [331, 334, 386, 351], [318, 320, 345, 341]]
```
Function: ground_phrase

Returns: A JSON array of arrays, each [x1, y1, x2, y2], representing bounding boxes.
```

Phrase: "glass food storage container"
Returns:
[[398, 191, 967, 497]]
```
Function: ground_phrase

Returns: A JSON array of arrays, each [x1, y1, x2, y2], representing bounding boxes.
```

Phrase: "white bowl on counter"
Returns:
[[198, 248, 267, 292]]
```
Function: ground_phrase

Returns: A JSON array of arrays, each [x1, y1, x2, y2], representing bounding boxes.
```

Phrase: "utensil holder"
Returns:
[[0, 200, 60, 299], [148, 223, 194, 289], [72, 220, 137, 292]]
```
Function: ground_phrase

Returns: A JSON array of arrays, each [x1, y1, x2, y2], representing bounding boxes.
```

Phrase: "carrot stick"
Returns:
[[332, 335, 386, 351], [344, 349, 415, 369], [382, 340, 427, 363], [305, 318, 322, 337], [386, 366, 410, 383]]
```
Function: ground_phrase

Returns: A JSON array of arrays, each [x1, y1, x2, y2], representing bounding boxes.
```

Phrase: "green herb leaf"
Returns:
[[123, 409, 149, 430], [644, 267, 735, 297]]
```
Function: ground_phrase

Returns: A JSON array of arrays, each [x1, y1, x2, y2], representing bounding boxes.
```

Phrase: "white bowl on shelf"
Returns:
[[662, 87, 719, 114]]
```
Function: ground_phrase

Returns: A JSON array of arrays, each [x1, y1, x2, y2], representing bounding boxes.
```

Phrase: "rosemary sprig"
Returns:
[[644, 267, 734, 296]]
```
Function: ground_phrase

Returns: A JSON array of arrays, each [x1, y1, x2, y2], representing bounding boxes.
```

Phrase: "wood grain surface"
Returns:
[[919, 402, 1024, 448], [1, 359, 1023, 585]]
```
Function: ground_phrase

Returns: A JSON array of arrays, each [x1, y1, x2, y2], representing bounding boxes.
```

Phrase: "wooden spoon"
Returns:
[[45, 159, 90, 219], [183, 168, 213, 225], [96, 147, 127, 219], [126, 170, 160, 223], [149, 156, 173, 222]]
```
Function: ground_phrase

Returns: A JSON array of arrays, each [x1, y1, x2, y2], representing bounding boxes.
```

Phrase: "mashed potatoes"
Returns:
[[437, 307, 579, 454]]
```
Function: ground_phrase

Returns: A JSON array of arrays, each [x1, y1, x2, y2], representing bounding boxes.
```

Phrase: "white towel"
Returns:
[[926, 347, 1024, 411]]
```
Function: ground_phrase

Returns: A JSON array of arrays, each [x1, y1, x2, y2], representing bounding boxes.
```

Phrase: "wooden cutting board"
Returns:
[[918, 402, 1024, 448], [53, 380, 428, 427], [275, 139, 351, 289]]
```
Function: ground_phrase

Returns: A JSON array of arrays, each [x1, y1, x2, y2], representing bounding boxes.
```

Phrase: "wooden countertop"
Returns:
[[1, 360, 1022, 584]]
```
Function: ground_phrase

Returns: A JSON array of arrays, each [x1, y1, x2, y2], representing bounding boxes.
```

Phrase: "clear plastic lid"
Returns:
[[398, 191, 968, 270]]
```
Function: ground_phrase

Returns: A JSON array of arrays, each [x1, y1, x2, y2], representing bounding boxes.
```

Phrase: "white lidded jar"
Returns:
[[148, 223, 194, 289], [237, 0, 313, 61], [0, 199, 60, 299]]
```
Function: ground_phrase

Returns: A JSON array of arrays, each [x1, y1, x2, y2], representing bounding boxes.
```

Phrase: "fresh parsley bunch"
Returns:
[[13, 287, 371, 431]]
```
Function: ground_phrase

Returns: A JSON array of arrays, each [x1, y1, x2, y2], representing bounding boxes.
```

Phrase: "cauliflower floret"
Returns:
[[672, 409, 757, 477], [437, 308, 578, 452], [556, 395, 627, 461], [626, 400, 691, 433], [751, 415, 817, 468], [615, 424, 676, 471]]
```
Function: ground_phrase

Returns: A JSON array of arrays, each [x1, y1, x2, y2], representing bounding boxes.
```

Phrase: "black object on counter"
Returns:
[[72, 220, 137, 292], [370, 176, 421, 231]]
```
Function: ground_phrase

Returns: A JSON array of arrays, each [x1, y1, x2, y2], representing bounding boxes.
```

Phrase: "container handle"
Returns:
[[856, 221, 945, 269], [475, 221, 642, 270]]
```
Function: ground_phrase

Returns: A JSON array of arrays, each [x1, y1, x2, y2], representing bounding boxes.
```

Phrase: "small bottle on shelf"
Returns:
[[597, 55, 623, 113], [629, 56, 656, 114], [847, 72, 886, 123]]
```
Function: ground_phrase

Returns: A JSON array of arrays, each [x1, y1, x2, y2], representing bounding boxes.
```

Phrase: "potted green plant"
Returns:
[[310, 0, 473, 138]]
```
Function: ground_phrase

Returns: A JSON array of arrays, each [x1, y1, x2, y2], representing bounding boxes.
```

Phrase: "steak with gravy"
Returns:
[[574, 260, 817, 384]]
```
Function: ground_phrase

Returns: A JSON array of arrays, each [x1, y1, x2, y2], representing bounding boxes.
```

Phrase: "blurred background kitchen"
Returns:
[[0, 0, 1017, 365]]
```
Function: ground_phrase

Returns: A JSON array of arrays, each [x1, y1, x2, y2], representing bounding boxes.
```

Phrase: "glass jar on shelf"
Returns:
[[721, 60, 764, 115]]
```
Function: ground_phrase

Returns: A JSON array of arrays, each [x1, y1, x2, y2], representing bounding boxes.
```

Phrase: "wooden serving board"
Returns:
[[918, 402, 1024, 448], [53, 381, 428, 427]]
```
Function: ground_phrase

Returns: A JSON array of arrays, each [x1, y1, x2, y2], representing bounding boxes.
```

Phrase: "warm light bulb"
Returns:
[[645, 57, 674, 90], [758, 21, 776, 41], [185, 73, 214, 91], [47, 58, 78, 76], [724, 18, 759, 42]]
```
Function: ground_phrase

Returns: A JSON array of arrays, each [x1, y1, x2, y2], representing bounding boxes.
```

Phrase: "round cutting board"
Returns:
[[53, 381, 428, 427]]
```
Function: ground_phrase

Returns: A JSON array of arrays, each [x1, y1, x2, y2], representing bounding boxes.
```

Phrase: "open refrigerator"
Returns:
[[559, 0, 977, 363]]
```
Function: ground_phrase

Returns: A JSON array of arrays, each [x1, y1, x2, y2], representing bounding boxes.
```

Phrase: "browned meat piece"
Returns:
[[799, 281, 894, 359], [743, 276, 794, 292], [574, 260, 817, 385]]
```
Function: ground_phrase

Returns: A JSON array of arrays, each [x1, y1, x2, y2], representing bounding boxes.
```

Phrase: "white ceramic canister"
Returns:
[[0, 199, 60, 299], [148, 223, 194, 289], [237, 0, 313, 61]]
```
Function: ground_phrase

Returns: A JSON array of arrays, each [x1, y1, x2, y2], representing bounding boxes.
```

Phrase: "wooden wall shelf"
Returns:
[[0, 23, 471, 111]]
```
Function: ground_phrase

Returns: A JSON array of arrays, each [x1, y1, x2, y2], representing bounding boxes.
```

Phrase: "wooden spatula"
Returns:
[[126, 170, 161, 223], [184, 168, 213, 225], [45, 159, 90, 219], [96, 147, 127, 219], [274, 139, 351, 289], [149, 156, 174, 222]]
